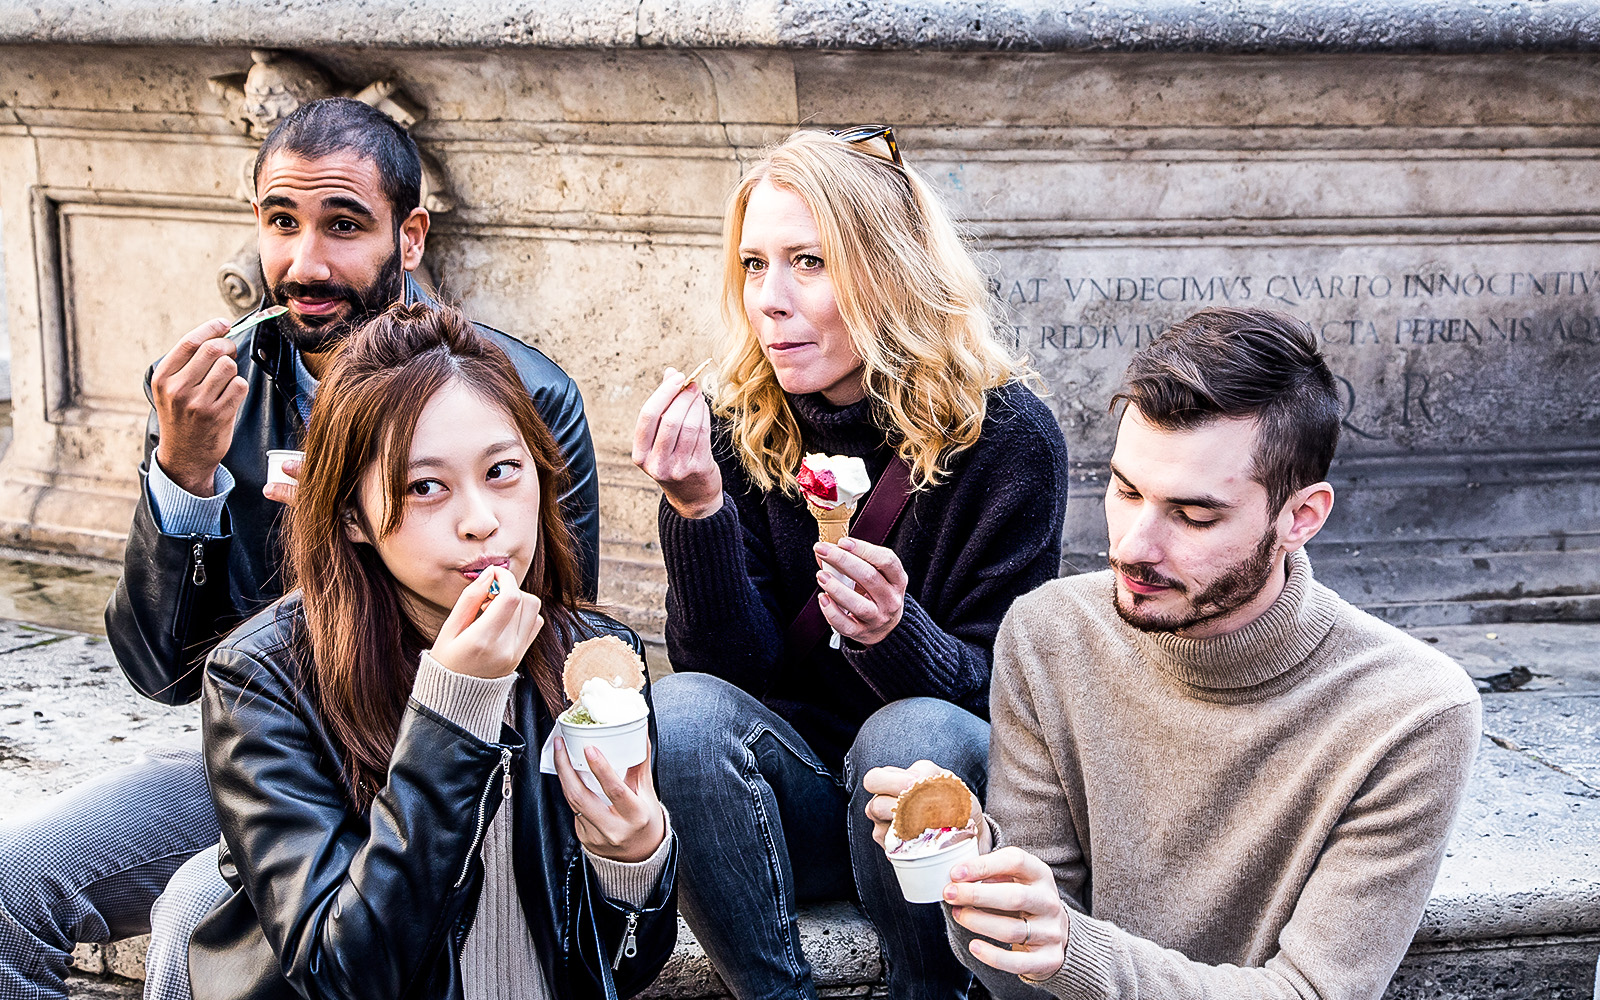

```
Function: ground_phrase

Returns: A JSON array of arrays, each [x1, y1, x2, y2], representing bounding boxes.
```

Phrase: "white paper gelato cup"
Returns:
[[888, 837, 980, 904], [265, 449, 304, 488], [557, 714, 649, 795]]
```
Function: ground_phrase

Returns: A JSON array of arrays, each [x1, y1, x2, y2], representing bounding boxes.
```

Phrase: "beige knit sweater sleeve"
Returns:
[[951, 602, 1483, 1000]]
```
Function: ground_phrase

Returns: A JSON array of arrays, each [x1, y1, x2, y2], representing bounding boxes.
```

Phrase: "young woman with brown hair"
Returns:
[[187, 302, 676, 1000]]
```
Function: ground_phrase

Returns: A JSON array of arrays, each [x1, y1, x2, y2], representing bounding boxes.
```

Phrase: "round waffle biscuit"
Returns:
[[562, 636, 647, 703], [891, 772, 974, 841]]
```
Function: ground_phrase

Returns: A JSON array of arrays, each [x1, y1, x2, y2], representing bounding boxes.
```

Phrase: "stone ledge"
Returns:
[[69, 907, 1600, 1000], [4, 0, 1600, 54]]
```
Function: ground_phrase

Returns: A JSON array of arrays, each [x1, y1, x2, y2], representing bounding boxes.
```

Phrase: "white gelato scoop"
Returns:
[[575, 677, 649, 725], [884, 821, 979, 859], [799, 453, 872, 509]]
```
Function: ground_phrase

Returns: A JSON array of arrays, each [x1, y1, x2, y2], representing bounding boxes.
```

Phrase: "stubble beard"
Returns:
[[1110, 525, 1280, 634]]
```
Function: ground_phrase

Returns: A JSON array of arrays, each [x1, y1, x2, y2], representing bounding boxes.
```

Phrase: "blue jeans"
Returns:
[[0, 740, 219, 1000], [654, 673, 990, 1000]]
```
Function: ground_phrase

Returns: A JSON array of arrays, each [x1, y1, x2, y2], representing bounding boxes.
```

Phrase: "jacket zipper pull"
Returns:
[[454, 747, 514, 889], [612, 912, 639, 970], [190, 542, 207, 586]]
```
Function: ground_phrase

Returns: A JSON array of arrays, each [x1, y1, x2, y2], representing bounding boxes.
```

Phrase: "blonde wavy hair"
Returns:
[[715, 130, 1030, 493]]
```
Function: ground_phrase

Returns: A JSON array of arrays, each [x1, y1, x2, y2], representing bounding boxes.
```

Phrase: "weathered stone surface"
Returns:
[[5, 1, 1600, 54], [1424, 738, 1600, 943], [1414, 622, 1600, 692], [637, 905, 880, 999], [1388, 934, 1600, 1000], [0, 625, 195, 810], [5, 42, 1599, 630], [1485, 693, 1600, 789], [63, 973, 136, 999]]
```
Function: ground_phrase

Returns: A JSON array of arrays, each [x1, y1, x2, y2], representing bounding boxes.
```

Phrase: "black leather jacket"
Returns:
[[105, 276, 599, 706], [190, 597, 676, 1000]]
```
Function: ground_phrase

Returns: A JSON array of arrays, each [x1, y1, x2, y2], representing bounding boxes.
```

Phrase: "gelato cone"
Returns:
[[807, 499, 855, 545], [799, 453, 872, 546], [561, 635, 646, 703], [890, 772, 975, 842]]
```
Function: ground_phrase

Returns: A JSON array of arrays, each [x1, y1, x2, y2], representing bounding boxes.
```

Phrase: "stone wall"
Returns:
[[2, 2, 1598, 642]]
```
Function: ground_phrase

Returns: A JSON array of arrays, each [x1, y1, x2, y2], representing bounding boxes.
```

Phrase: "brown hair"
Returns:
[[1111, 306, 1340, 514], [287, 302, 586, 809]]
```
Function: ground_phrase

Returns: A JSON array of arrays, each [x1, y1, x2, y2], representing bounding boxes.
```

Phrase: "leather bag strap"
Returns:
[[784, 455, 914, 658]]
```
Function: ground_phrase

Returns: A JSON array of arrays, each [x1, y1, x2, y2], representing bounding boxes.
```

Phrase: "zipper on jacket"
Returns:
[[454, 747, 513, 889], [171, 536, 208, 642], [611, 912, 639, 970], [190, 542, 207, 586]]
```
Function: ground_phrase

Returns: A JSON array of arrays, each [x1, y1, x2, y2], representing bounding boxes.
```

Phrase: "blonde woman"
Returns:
[[633, 128, 1069, 1000]]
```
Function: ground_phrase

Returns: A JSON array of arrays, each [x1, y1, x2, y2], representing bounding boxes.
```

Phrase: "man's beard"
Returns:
[[1110, 525, 1279, 634], [264, 245, 404, 355]]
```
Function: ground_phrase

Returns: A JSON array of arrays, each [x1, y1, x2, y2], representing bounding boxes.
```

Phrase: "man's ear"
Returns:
[[341, 509, 369, 546], [1277, 482, 1334, 554], [400, 207, 429, 272]]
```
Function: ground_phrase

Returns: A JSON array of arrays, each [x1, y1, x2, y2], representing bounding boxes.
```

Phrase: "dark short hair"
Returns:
[[253, 97, 421, 220], [1111, 306, 1340, 514]]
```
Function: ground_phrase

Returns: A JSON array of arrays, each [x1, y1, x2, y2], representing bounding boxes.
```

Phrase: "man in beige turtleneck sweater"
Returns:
[[866, 307, 1481, 999]]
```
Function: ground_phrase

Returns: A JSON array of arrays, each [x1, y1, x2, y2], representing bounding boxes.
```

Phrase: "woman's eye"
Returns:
[[407, 479, 445, 497], [486, 461, 521, 482], [794, 254, 824, 271], [742, 257, 766, 274]]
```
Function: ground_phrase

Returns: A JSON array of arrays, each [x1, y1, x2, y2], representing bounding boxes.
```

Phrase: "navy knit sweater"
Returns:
[[658, 381, 1070, 771]]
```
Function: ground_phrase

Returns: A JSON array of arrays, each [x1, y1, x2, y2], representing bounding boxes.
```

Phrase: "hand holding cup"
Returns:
[[553, 736, 667, 863], [263, 449, 304, 506], [944, 847, 1070, 979], [864, 762, 988, 903]]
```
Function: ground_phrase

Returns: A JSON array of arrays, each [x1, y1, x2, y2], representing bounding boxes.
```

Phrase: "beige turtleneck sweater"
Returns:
[[412, 654, 672, 1000], [954, 550, 1480, 1000]]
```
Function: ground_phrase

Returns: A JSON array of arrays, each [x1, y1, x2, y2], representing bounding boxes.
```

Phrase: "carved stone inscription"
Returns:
[[991, 239, 1600, 463]]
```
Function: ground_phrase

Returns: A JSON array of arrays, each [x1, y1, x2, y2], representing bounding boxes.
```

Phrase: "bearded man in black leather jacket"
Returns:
[[0, 98, 600, 1000]]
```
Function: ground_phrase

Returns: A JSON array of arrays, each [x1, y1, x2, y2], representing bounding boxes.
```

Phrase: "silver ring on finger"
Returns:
[[1021, 916, 1032, 947]]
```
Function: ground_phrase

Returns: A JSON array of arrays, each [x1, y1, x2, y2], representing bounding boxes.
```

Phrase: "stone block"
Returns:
[[1388, 935, 1600, 1000], [636, 904, 881, 999]]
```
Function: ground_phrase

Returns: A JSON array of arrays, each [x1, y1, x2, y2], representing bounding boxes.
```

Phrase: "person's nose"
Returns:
[[457, 485, 500, 542], [1110, 502, 1166, 568], [758, 265, 794, 320], [283, 231, 333, 287]]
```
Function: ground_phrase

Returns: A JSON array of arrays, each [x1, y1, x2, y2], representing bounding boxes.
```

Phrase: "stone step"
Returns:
[[597, 548, 671, 670], [12, 622, 1594, 999]]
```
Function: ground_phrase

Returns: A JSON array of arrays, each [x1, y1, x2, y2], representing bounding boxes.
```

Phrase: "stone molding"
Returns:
[[3, 0, 1600, 54], [29, 188, 254, 419]]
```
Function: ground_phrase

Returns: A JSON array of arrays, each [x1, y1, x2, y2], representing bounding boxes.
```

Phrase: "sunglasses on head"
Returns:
[[827, 124, 904, 169]]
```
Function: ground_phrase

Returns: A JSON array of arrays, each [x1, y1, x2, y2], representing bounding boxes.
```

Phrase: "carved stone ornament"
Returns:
[[208, 51, 454, 315]]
